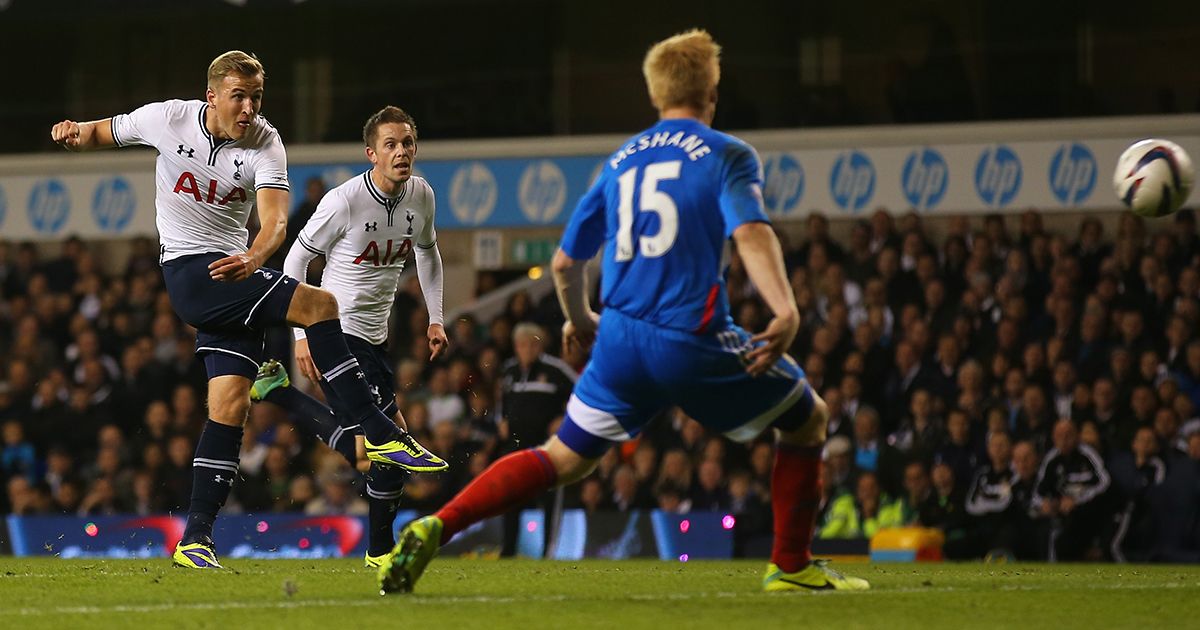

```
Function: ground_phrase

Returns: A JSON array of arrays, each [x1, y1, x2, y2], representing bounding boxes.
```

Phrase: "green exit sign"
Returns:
[[511, 239, 557, 265]]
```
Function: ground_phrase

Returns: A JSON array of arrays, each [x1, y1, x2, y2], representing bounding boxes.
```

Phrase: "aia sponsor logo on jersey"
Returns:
[[173, 172, 246, 205], [353, 238, 412, 266]]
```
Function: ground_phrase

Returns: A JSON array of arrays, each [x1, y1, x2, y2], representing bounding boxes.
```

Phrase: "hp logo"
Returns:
[[829, 151, 875, 212], [901, 148, 948, 211], [518, 160, 567, 224], [1048, 143, 1096, 205], [762, 153, 805, 215], [449, 162, 498, 226], [27, 179, 70, 234], [92, 177, 136, 232], [975, 145, 1022, 208]]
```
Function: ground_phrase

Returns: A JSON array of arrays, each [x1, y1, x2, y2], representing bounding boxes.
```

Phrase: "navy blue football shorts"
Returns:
[[162, 252, 299, 380]]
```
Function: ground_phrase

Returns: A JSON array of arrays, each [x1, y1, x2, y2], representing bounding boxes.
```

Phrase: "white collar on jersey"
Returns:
[[197, 104, 236, 167], [362, 171, 411, 210]]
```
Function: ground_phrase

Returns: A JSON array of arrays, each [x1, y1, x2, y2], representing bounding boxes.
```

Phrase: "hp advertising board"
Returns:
[[2, 133, 1197, 243], [0, 173, 154, 240], [1048, 143, 1097, 205]]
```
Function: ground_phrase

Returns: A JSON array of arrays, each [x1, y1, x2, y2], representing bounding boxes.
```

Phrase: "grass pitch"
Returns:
[[0, 558, 1197, 629]]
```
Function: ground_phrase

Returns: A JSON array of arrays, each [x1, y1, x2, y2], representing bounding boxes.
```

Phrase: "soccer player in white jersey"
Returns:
[[51, 51, 435, 569], [249, 106, 449, 566]]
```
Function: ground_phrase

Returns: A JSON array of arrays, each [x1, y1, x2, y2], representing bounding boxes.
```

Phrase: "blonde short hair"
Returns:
[[207, 50, 265, 89], [642, 29, 721, 111]]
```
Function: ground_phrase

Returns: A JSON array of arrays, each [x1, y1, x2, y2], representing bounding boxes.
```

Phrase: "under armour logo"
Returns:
[[233, 157, 244, 180], [365, 221, 378, 232], [213, 474, 233, 485], [177, 145, 195, 158], [405, 211, 415, 235]]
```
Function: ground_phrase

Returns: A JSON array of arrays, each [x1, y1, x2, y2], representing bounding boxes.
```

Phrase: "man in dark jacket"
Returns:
[[1034, 419, 1113, 560]]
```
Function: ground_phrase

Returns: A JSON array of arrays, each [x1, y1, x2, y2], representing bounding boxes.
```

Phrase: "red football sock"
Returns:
[[771, 443, 822, 573], [436, 448, 558, 544]]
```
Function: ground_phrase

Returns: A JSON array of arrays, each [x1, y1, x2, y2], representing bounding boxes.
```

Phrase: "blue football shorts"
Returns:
[[557, 308, 814, 458]]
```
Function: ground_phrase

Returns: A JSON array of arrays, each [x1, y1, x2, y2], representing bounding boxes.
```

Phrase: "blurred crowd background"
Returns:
[[3, 204, 1200, 562]]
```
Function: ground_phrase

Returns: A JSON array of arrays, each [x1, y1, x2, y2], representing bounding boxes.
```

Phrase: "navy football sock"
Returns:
[[303, 319, 397, 444], [365, 463, 408, 556], [263, 386, 358, 464], [182, 420, 243, 545]]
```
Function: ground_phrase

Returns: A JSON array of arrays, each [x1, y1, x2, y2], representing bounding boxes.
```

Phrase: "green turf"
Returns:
[[0, 558, 1198, 629]]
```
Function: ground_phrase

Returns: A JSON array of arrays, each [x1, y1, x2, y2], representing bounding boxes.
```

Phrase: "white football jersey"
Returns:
[[293, 172, 437, 345], [111, 99, 290, 262]]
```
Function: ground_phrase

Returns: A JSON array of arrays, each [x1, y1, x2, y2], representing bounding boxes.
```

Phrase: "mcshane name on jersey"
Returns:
[[610, 131, 713, 168]]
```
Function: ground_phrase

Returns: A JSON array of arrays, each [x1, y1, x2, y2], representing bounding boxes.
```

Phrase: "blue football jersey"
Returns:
[[560, 118, 769, 333]]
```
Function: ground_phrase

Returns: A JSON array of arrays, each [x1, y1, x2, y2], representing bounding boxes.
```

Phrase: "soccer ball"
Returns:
[[1113, 139, 1194, 217]]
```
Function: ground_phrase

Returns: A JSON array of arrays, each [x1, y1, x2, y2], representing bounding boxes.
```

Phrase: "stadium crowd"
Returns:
[[3, 206, 1200, 562]]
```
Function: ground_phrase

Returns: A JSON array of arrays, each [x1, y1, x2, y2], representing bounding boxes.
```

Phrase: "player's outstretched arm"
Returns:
[[209, 188, 288, 282], [552, 248, 600, 351], [50, 118, 117, 152], [732, 221, 800, 376]]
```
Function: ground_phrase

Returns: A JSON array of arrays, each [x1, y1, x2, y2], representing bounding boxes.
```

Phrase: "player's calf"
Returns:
[[285, 290, 405, 454]]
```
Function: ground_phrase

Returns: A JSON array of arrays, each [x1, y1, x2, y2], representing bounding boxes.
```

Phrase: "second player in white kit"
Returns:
[[251, 106, 449, 566]]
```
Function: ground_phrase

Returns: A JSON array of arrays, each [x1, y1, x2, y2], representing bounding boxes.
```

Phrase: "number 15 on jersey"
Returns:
[[615, 160, 681, 262]]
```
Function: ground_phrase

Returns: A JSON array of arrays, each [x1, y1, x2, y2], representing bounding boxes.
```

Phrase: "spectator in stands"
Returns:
[[929, 462, 970, 554], [934, 408, 980, 486], [1109, 426, 1167, 561], [690, 459, 730, 512], [497, 322, 576, 451], [822, 435, 855, 497], [889, 389, 944, 461], [612, 464, 655, 512], [1, 419, 37, 484], [579, 477, 610, 514], [899, 461, 935, 525], [655, 449, 694, 497], [306, 471, 368, 516], [818, 471, 901, 539], [1013, 384, 1052, 452], [425, 366, 466, 431], [852, 406, 903, 495], [964, 431, 1020, 558], [1035, 419, 1113, 560], [655, 482, 691, 514]]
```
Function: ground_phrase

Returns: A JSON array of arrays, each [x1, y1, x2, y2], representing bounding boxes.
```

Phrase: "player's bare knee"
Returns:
[[208, 391, 250, 425], [541, 437, 598, 485], [288, 284, 340, 326], [310, 288, 339, 320]]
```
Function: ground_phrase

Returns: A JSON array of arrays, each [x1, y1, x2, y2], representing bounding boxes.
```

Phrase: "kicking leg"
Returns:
[[251, 359, 361, 465], [253, 356, 446, 472]]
